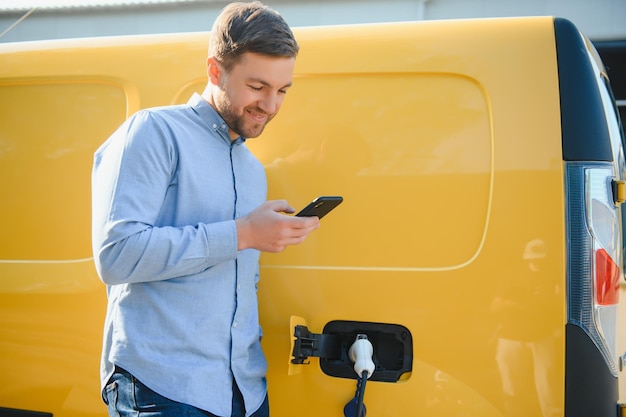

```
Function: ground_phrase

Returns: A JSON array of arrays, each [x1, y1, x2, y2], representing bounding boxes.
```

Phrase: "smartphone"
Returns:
[[295, 196, 343, 219]]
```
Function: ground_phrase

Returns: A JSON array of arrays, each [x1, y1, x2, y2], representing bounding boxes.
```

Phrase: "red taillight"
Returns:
[[595, 248, 621, 306]]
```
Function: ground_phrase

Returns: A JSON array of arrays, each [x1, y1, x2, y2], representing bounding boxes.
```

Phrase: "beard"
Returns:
[[214, 91, 274, 139]]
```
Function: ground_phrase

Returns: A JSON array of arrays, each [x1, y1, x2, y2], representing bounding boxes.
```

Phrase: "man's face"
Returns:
[[212, 52, 295, 139]]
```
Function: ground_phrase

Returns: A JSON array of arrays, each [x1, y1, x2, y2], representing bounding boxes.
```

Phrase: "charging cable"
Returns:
[[347, 334, 375, 417]]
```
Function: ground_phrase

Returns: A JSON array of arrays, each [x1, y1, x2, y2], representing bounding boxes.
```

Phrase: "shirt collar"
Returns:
[[188, 92, 246, 145]]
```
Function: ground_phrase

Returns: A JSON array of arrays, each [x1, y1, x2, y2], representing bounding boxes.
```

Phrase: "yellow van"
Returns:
[[1, 16, 625, 417]]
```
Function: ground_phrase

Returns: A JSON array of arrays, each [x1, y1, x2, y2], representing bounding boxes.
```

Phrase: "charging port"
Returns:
[[321, 320, 412, 382]]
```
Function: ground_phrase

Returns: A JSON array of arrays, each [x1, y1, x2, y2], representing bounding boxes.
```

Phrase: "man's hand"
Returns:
[[235, 200, 321, 252]]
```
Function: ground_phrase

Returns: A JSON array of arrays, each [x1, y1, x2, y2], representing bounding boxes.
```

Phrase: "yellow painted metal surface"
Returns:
[[0, 17, 568, 416], [256, 19, 565, 416]]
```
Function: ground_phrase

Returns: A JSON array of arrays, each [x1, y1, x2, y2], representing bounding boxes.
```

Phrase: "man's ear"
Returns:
[[207, 57, 221, 86]]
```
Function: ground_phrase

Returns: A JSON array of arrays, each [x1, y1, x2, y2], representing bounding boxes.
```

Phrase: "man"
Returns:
[[91, 2, 319, 416]]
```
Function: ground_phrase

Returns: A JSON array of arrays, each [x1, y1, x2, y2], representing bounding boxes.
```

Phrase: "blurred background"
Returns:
[[0, 0, 623, 42]]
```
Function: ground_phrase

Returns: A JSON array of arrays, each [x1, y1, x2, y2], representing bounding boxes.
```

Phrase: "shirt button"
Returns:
[[233, 322, 238, 328], [212, 123, 217, 129]]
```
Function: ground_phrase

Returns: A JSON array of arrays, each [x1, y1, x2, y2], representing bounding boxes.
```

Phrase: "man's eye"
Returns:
[[249, 85, 262, 91]]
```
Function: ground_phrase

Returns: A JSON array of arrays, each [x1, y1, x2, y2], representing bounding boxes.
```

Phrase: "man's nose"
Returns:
[[258, 92, 280, 115]]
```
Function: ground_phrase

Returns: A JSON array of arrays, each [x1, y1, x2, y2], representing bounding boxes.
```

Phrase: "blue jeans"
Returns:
[[104, 367, 269, 417]]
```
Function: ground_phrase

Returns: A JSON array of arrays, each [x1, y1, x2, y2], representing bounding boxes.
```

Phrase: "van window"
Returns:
[[0, 82, 126, 260]]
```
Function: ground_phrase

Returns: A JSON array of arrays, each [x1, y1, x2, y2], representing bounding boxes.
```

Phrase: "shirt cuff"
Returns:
[[205, 220, 238, 264]]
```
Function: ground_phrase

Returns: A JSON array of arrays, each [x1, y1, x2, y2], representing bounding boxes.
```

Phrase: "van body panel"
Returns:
[[257, 19, 566, 415], [0, 82, 126, 260], [261, 72, 492, 269], [0, 260, 105, 416], [0, 17, 621, 417]]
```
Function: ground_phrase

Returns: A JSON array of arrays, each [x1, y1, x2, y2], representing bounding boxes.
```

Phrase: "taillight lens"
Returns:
[[566, 163, 622, 376], [595, 248, 621, 306]]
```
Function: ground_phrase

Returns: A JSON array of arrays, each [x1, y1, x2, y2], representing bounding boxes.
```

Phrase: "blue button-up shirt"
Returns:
[[92, 93, 268, 416]]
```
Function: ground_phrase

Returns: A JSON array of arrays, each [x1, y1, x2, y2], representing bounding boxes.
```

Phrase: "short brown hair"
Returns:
[[209, 1, 299, 70]]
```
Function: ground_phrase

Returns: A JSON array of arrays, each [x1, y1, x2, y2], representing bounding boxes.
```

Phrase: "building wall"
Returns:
[[1, 0, 625, 44]]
